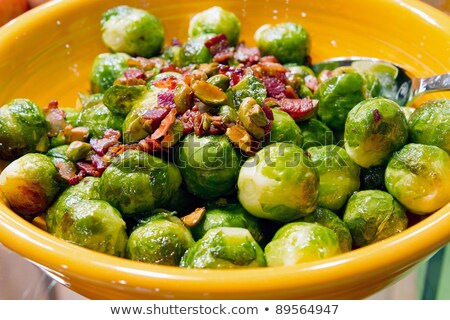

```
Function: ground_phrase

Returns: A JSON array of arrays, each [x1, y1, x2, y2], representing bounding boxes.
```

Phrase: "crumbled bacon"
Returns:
[[124, 68, 146, 80], [44, 100, 67, 137], [54, 161, 81, 185], [76, 162, 101, 177], [138, 136, 163, 153], [160, 64, 182, 74], [274, 97, 319, 121], [151, 109, 177, 140], [157, 91, 176, 108], [285, 85, 299, 99], [218, 65, 245, 87], [142, 107, 171, 132], [180, 109, 203, 135], [91, 154, 109, 174], [171, 37, 182, 47], [90, 129, 121, 156], [234, 43, 260, 66], [262, 77, 286, 99], [204, 34, 230, 56], [305, 75, 319, 93], [152, 76, 178, 90]]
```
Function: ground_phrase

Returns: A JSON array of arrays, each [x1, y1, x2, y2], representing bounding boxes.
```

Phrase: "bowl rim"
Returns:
[[0, 0, 450, 297]]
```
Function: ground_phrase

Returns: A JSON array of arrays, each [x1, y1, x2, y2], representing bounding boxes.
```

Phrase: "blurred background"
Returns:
[[0, 0, 448, 300]]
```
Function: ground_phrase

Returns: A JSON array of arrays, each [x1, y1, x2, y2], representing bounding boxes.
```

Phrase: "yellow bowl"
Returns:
[[0, 0, 449, 300]]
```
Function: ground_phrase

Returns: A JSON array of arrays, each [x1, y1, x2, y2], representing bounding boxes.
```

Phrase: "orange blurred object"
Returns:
[[0, 0, 28, 26]]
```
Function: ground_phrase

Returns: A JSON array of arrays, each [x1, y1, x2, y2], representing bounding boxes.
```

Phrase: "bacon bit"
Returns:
[[90, 129, 121, 156], [204, 34, 230, 56], [285, 85, 299, 99], [305, 75, 319, 93], [213, 48, 235, 63], [171, 37, 182, 47], [54, 161, 79, 184], [76, 162, 101, 177], [44, 100, 67, 137], [373, 109, 382, 123], [142, 107, 171, 132], [124, 68, 146, 80], [260, 56, 279, 63], [157, 91, 176, 108], [138, 137, 163, 153], [160, 64, 182, 74], [276, 97, 319, 121], [181, 207, 206, 227], [152, 76, 178, 90], [234, 43, 260, 66], [262, 77, 286, 99], [151, 109, 177, 140], [218, 65, 246, 87], [91, 154, 109, 174]]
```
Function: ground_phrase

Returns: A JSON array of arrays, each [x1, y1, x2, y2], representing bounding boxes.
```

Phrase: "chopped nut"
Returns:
[[181, 207, 206, 227], [226, 124, 253, 154], [192, 80, 228, 107]]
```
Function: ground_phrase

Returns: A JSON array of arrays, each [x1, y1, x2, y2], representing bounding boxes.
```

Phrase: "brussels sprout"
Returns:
[[126, 212, 194, 265], [265, 222, 341, 267], [344, 98, 408, 168], [90, 53, 131, 94], [315, 72, 367, 131], [298, 207, 352, 252], [65, 141, 91, 162], [46, 144, 70, 161], [46, 177, 101, 231], [46, 145, 77, 190], [60, 107, 80, 127], [360, 166, 386, 191], [122, 92, 158, 143], [401, 106, 416, 121], [101, 5, 164, 58], [232, 74, 267, 107], [161, 45, 182, 67], [409, 99, 450, 154], [188, 6, 241, 46], [103, 84, 147, 115], [308, 145, 360, 211], [180, 227, 266, 269], [254, 22, 310, 65], [0, 154, 59, 218], [176, 134, 241, 200], [180, 34, 215, 67], [99, 150, 182, 216], [238, 143, 319, 222], [49, 199, 127, 257], [385, 143, 450, 215], [265, 109, 303, 147], [343, 190, 408, 247], [285, 64, 315, 78], [0, 98, 49, 160], [297, 118, 335, 149], [189, 202, 263, 242], [76, 98, 124, 139]]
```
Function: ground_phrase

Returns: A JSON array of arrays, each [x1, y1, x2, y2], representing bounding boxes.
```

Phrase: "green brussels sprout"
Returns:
[[0, 153, 59, 218], [126, 212, 195, 265], [401, 106, 416, 121], [297, 118, 335, 149], [232, 74, 267, 107], [308, 145, 360, 211], [315, 72, 367, 132], [99, 150, 182, 216], [46, 177, 101, 231], [189, 202, 263, 242], [180, 34, 215, 67], [180, 227, 266, 269], [254, 22, 310, 65], [122, 92, 158, 143], [344, 97, 408, 168], [90, 53, 131, 94], [285, 64, 315, 78], [60, 107, 80, 127], [161, 46, 182, 67], [265, 222, 341, 267], [101, 5, 164, 58], [49, 199, 128, 257], [76, 98, 124, 139], [0, 98, 49, 160], [343, 190, 408, 247], [360, 166, 386, 191], [103, 84, 147, 115], [385, 143, 450, 215], [188, 6, 241, 46], [298, 207, 352, 252], [46, 144, 70, 161], [409, 99, 450, 154], [238, 143, 319, 222], [176, 134, 241, 200], [265, 109, 303, 147]]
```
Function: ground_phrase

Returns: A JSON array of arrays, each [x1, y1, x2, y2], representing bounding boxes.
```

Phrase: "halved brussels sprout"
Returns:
[[49, 199, 128, 257], [180, 227, 266, 269], [343, 190, 408, 247], [409, 99, 450, 154], [0, 153, 59, 218], [176, 134, 241, 200], [308, 145, 360, 211], [99, 150, 182, 216], [238, 143, 319, 222], [126, 212, 195, 265], [255, 22, 310, 65], [297, 118, 335, 149], [315, 72, 367, 132], [180, 34, 215, 67], [103, 84, 147, 115], [0, 98, 49, 160], [188, 6, 241, 46], [385, 143, 450, 215], [265, 109, 303, 147], [101, 5, 164, 58], [344, 97, 408, 168], [298, 207, 352, 253], [189, 201, 263, 242], [265, 222, 341, 267], [90, 53, 131, 94]]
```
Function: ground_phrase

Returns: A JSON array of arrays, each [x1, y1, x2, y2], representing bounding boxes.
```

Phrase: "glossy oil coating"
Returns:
[[0, 0, 449, 299]]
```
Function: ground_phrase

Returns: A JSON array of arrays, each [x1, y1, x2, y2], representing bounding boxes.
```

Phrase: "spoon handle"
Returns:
[[409, 73, 450, 105]]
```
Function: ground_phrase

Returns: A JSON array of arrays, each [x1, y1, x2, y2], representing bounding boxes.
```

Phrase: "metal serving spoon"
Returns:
[[312, 57, 450, 106]]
